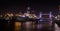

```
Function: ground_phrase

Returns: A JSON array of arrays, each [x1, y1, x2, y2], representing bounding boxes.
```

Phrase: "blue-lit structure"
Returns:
[[38, 12, 53, 31]]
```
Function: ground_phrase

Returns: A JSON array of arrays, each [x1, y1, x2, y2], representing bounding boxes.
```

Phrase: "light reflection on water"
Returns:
[[14, 22, 21, 31], [14, 21, 54, 31]]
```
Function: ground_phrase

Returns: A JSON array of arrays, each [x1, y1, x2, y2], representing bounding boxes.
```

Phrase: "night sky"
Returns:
[[0, 0, 60, 14]]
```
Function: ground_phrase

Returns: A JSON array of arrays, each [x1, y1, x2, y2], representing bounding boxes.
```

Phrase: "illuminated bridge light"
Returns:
[[39, 12, 43, 21], [39, 12, 42, 18], [49, 12, 52, 18]]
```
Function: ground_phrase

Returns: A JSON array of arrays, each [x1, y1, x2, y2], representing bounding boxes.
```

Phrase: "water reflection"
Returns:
[[14, 21, 54, 31], [14, 22, 21, 31]]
